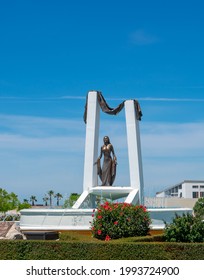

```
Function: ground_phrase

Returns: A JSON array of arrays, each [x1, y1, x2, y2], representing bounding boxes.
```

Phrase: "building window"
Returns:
[[200, 185, 204, 189], [192, 192, 199, 198], [192, 185, 198, 188], [200, 192, 204, 197], [178, 185, 182, 189]]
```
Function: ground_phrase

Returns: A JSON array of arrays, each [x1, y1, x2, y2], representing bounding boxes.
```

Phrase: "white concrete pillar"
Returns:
[[83, 91, 100, 191], [125, 100, 144, 204]]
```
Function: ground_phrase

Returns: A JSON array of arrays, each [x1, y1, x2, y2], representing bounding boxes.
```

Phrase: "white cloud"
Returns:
[[60, 95, 86, 100], [0, 134, 85, 153], [0, 113, 85, 136], [141, 121, 204, 158]]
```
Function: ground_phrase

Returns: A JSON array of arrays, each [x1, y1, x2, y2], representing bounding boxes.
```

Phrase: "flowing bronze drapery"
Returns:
[[83, 91, 142, 123]]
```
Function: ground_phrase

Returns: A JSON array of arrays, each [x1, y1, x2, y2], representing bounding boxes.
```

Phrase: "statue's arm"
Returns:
[[98, 147, 103, 160], [111, 145, 117, 162]]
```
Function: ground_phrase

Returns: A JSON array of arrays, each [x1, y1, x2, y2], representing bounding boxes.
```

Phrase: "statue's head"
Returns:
[[103, 136, 110, 144]]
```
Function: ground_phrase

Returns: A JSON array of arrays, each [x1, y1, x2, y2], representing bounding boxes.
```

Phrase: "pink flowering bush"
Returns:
[[91, 201, 151, 241]]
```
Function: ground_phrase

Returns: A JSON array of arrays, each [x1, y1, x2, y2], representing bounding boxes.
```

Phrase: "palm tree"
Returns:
[[55, 193, 63, 206], [47, 190, 55, 207], [43, 196, 49, 206], [30, 195, 37, 206], [10, 192, 19, 209]]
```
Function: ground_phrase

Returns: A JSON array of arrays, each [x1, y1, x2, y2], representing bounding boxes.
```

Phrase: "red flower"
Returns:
[[97, 230, 102, 235], [139, 205, 147, 211], [105, 235, 111, 241], [114, 221, 118, 225], [97, 215, 102, 219]]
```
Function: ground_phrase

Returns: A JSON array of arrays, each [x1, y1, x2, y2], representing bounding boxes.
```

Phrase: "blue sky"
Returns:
[[0, 1, 204, 204]]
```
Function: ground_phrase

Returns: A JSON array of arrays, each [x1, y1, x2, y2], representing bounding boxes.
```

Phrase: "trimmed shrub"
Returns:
[[1, 240, 204, 260], [91, 202, 151, 240]]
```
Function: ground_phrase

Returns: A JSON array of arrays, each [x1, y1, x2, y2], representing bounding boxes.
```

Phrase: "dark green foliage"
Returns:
[[0, 239, 204, 260], [63, 193, 80, 208], [190, 220, 204, 242], [0, 188, 30, 213], [91, 202, 151, 240], [164, 213, 204, 242], [193, 197, 204, 219], [17, 201, 31, 211], [0, 188, 19, 213]]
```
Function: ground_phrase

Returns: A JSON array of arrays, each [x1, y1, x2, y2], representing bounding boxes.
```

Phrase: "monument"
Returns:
[[19, 91, 192, 232], [72, 90, 144, 209]]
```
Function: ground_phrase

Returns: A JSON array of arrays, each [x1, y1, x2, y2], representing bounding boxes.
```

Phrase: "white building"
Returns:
[[156, 180, 204, 199]]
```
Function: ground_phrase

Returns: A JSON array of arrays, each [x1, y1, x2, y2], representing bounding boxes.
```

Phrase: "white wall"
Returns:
[[156, 181, 204, 199]]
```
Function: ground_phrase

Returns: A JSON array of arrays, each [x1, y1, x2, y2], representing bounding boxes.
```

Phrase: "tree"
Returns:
[[10, 192, 19, 209], [47, 190, 55, 207], [0, 188, 20, 213], [193, 197, 204, 219], [43, 196, 49, 206], [18, 201, 31, 211], [63, 193, 80, 208], [30, 195, 37, 206], [55, 193, 63, 206]]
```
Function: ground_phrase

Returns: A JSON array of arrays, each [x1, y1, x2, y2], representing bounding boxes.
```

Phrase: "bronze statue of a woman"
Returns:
[[96, 136, 117, 186]]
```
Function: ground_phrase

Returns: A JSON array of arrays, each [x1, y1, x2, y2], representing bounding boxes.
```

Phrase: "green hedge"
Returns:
[[0, 240, 204, 260]]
